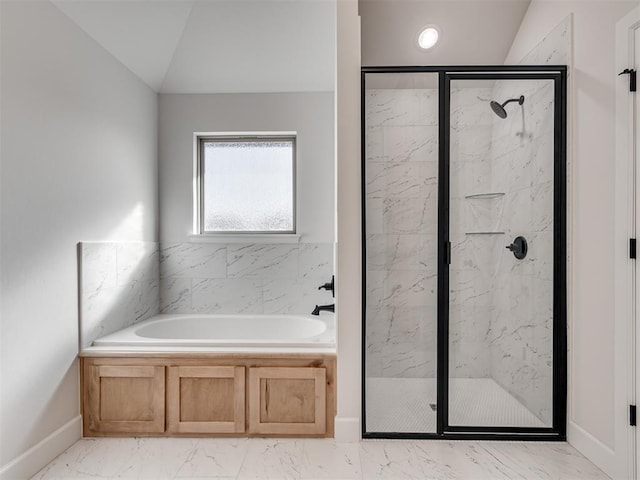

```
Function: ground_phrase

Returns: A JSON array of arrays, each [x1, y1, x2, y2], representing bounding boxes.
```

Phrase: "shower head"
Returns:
[[490, 95, 525, 119]]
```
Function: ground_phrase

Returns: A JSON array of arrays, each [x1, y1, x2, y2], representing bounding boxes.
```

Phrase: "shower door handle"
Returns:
[[445, 241, 451, 265]]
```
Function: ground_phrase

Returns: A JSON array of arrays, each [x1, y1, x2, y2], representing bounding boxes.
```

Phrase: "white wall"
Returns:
[[335, 0, 362, 441], [0, 1, 158, 477], [506, 1, 637, 476], [158, 93, 334, 244]]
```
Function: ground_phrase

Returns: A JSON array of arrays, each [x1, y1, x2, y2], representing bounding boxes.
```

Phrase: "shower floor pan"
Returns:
[[366, 377, 545, 433]]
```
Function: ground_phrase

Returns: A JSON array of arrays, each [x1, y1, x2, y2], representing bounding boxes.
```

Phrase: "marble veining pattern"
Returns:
[[31, 437, 609, 480], [365, 87, 440, 380], [160, 242, 334, 315], [79, 242, 160, 348], [481, 15, 570, 425], [364, 17, 569, 428]]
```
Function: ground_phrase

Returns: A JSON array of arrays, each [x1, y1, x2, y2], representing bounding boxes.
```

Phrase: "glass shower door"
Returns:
[[363, 72, 439, 434], [447, 75, 556, 430]]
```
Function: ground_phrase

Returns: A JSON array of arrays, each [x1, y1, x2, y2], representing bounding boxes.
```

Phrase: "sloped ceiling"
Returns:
[[50, 0, 529, 93], [51, 0, 196, 92], [359, 0, 531, 66], [50, 0, 336, 94]]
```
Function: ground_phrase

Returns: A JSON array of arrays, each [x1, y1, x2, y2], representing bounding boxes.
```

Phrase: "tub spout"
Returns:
[[311, 304, 335, 315]]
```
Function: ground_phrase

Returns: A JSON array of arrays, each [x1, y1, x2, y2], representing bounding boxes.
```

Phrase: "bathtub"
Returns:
[[91, 313, 335, 349]]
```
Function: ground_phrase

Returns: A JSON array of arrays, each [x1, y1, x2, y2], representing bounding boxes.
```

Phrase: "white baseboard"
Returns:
[[568, 421, 617, 479], [334, 416, 360, 442], [0, 416, 82, 480]]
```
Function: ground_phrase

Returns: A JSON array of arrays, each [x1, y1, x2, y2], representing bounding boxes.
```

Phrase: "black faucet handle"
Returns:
[[317, 275, 335, 297]]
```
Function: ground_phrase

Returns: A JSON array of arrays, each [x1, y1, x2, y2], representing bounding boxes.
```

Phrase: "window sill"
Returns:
[[188, 234, 301, 244]]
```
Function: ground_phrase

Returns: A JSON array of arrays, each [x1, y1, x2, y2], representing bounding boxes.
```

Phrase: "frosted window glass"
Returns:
[[202, 139, 294, 232]]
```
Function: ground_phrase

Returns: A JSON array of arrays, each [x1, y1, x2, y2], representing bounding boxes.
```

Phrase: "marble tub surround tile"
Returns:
[[160, 243, 226, 279], [192, 278, 263, 314], [299, 243, 333, 279], [160, 276, 192, 314], [117, 242, 159, 285], [81, 242, 117, 292], [159, 242, 334, 315], [79, 241, 160, 348], [82, 279, 160, 344], [228, 244, 298, 279], [263, 277, 333, 315]]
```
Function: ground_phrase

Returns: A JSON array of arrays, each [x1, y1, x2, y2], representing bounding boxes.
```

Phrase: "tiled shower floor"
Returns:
[[366, 377, 545, 433]]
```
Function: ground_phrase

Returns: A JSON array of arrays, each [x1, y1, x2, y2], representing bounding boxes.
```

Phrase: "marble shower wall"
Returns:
[[486, 77, 555, 425], [364, 86, 439, 379], [486, 17, 570, 426], [159, 242, 334, 314], [78, 241, 160, 348], [449, 86, 495, 378]]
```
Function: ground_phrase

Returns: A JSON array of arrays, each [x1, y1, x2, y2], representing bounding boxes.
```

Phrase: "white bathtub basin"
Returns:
[[92, 313, 335, 348]]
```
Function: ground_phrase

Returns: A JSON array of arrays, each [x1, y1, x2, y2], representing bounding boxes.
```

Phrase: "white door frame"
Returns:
[[614, 6, 640, 480]]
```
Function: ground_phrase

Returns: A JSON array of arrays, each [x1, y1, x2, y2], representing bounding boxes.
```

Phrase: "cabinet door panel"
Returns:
[[86, 364, 165, 435], [167, 366, 245, 434], [249, 367, 326, 435]]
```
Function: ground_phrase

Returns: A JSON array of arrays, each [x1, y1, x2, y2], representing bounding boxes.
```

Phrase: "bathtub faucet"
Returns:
[[311, 304, 334, 315]]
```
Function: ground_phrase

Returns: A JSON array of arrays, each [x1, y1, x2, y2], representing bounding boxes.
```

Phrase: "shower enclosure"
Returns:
[[362, 66, 567, 440]]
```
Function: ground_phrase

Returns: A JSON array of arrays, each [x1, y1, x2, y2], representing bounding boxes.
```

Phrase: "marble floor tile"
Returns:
[[175, 438, 248, 478], [236, 439, 304, 480], [31, 438, 139, 479], [479, 442, 610, 480], [113, 438, 198, 479], [300, 439, 361, 479], [359, 441, 426, 479], [31, 437, 610, 480]]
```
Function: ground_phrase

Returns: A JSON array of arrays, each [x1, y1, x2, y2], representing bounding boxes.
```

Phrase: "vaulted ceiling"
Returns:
[[50, 0, 530, 94], [50, 0, 336, 93]]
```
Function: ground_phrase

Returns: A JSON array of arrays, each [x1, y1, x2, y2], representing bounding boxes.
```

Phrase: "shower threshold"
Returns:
[[365, 377, 545, 434]]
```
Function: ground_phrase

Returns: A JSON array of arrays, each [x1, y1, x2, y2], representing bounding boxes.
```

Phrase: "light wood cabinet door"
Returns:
[[85, 365, 165, 435], [248, 367, 326, 435], [167, 366, 245, 434]]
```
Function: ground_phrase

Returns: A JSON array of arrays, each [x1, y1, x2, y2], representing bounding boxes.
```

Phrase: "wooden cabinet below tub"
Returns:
[[83, 364, 165, 436], [80, 354, 336, 437], [167, 365, 245, 434], [248, 367, 326, 435]]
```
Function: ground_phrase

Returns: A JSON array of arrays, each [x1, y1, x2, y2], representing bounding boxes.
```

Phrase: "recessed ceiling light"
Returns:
[[417, 25, 440, 50]]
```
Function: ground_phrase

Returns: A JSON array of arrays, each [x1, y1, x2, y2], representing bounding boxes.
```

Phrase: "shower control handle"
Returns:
[[318, 275, 335, 297], [506, 236, 528, 260]]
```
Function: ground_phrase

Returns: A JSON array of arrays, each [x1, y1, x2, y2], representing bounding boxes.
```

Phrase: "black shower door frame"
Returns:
[[361, 66, 568, 441]]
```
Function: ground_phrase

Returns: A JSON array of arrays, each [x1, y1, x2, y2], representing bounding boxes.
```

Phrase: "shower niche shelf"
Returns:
[[464, 192, 505, 199], [465, 231, 505, 235]]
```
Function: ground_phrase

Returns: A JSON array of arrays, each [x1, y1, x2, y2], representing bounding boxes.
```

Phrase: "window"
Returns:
[[196, 134, 296, 234]]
